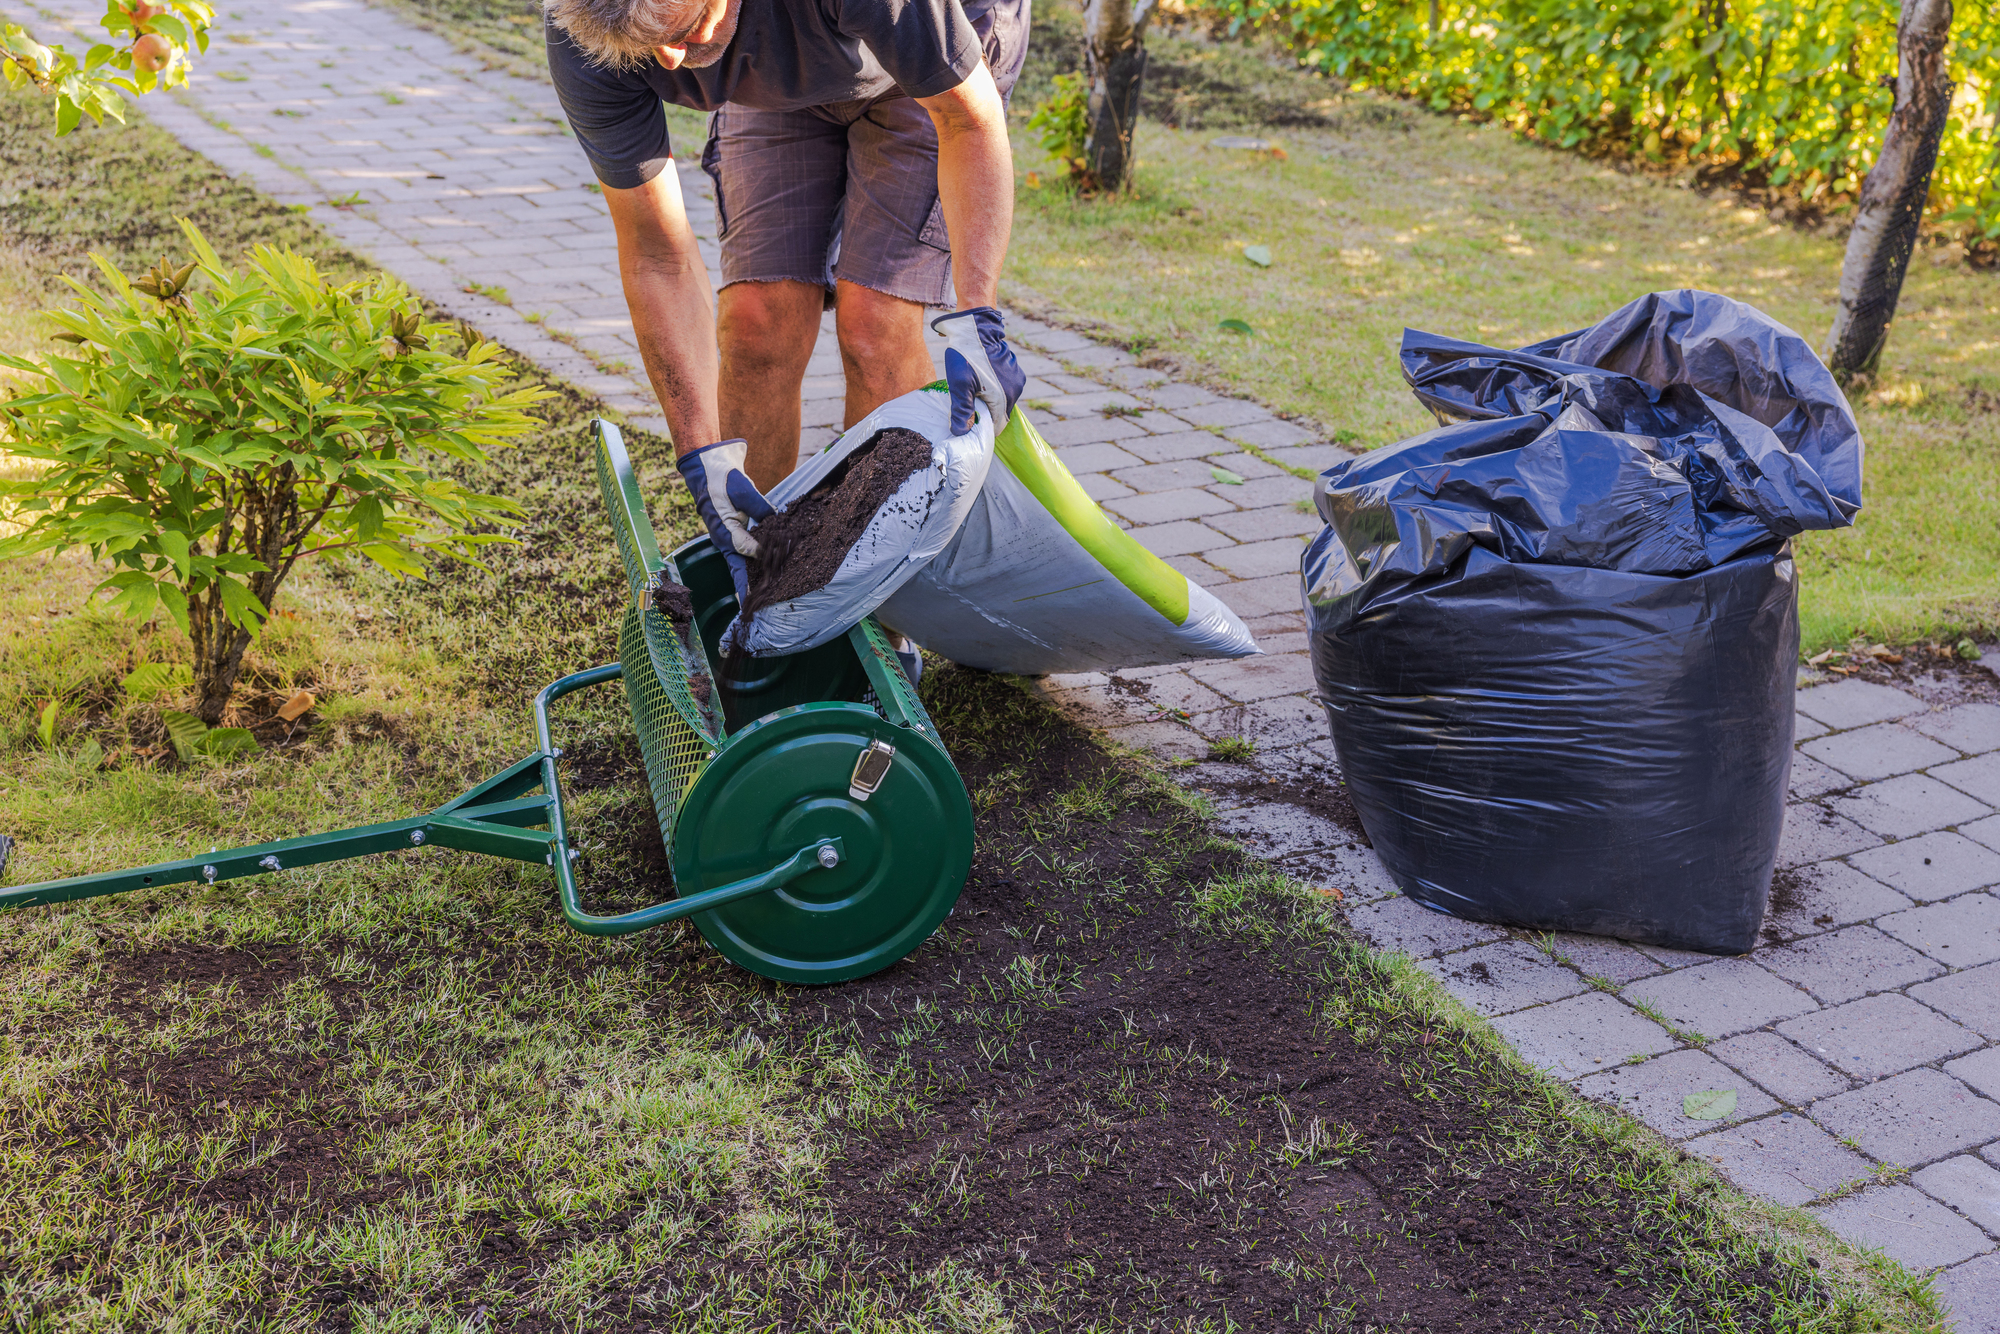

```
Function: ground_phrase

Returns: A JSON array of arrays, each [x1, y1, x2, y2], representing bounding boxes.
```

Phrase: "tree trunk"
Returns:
[[1083, 0, 1155, 191], [1826, 0, 1955, 381]]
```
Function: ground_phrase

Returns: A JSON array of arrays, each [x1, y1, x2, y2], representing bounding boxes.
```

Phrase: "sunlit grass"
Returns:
[[1003, 26, 2000, 652]]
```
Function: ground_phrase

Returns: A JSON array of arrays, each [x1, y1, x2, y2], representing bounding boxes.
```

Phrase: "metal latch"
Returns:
[[848, 740, 896, 801], [634, 574, 661, 611]]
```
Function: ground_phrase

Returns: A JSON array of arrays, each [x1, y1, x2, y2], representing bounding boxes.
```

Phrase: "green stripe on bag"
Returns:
[[993, 409, 1192, 626]]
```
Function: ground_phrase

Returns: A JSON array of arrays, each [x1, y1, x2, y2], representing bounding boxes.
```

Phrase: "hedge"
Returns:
[[1204, 0, 2000, 241]]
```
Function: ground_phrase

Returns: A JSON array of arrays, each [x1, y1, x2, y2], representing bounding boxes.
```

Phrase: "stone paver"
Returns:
[[1831, 774, 1993, 838], [1416, 940, 1589, 1016], [1764, 861, 1912, 940], [1709, 1030, 1852, 1105], [1914, 963, 2000, 1040], [1939, 1253, 2000, 1334], [1688, 1114, 1872, 1206], [1572, 1048, 1779, 1139], [1776, 806, 1882, 867], [1778, 994, 1982, 1079], [1804, 724, 1959, 780], [1940, 754, 2000, 806], [1851, 836, 2000, 902], [1813, 1070, 2000, 1167], [54, 3, 1999, 1308], [1880, 893, 2000, 967], [1914, 1157, 2000, 1240], [1623, 959, 1817, 1038], [1757, 925, 1944, 1003], [1795, 680, 1928, 729], [1812, 1185, 1995, 1271], [1490, 993, 1676, 1080]]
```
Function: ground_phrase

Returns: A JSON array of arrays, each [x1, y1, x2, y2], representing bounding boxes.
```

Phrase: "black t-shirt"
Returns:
[[549, 0, 1029, 190]]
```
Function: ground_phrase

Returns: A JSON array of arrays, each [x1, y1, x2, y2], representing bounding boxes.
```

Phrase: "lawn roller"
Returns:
[[0, 421, 975, 984]]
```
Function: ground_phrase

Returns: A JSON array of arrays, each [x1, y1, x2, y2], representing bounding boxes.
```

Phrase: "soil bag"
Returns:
[[1302, 290, 1863, 954], [735, 384, 994, 657], [879, 413, 1260, 674]]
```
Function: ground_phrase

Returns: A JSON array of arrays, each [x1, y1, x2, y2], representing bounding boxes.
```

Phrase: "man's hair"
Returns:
[[544, 0, 697, 68]]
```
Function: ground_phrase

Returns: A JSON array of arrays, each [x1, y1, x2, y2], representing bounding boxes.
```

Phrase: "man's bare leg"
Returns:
[[834, 280, 939, 429], [717, 278, 825, 490]]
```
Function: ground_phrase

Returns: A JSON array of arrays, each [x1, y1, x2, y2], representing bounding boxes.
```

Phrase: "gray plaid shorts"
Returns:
[[700, 94, 960, 309]]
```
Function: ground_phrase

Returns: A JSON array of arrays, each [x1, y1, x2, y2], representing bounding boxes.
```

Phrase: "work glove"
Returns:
[[676, 438, 774, 607], [932, 306, 1025, 436]]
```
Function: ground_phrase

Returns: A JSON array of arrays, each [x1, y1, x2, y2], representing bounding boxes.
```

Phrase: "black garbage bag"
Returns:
[[1302, 290, 1863, 954]]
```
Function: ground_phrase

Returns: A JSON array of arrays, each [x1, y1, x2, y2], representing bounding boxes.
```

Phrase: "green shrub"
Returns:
[[1027, 70, 1093, 183], [1204, 0, 2000, 241], [0, 220, 547, 724], [2, 0, 216, 135]]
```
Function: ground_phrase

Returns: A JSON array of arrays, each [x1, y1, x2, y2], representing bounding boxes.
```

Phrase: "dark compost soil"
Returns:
[[743, 667, 1812, 1331], [744, 427, 933, 610]]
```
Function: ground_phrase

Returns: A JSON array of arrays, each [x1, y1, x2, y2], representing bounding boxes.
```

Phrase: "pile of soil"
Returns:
[[651, 578, 694, 624], [743, 427, 933, 611]]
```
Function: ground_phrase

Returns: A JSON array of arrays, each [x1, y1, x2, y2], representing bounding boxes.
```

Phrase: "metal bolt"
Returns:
[[410, 829, 426, 846], [201, 865, 218, 884], [816, 844, 840, 869], [258, 855, 282, 872], [568, 848, 581, 862]]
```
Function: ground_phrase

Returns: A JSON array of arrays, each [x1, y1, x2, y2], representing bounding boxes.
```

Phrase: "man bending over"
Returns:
[[546, 0, 1030, 602]]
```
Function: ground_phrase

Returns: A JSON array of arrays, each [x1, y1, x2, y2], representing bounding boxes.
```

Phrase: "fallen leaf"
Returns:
[[1268, 145, 1289, 160], [1313, 886, 1345, 900], [1682, 1089, 1737, 1121], [1025, 171, 1042, 189], [1210, 465, 1245, 485], [1243, 244, 1272, 267], [277, 689, 316, 722], [1807, 650, 1834, 665], [1218, 318, 1254, 335]]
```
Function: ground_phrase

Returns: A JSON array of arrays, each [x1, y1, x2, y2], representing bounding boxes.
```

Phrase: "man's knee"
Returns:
[[718, 281, 820, 374], [835, 288, 927, 382]]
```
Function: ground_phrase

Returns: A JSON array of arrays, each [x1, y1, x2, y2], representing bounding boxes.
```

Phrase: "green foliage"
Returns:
[[120, 661, 191, 700], [158, 708, 257, 760], [1027, 70, 1093, 181], [1204, 0, 2000, 239], [0, 219, 548, 719], [1, 0, 214, 136]]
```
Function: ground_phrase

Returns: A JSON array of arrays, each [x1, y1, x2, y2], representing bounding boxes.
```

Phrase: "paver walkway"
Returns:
[[10, 0, 2000, 1321]]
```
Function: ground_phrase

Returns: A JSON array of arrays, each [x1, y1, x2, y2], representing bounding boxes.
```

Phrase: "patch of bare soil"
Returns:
[[764, 666, 1811, 1331], [29, 943, 388, 1218]]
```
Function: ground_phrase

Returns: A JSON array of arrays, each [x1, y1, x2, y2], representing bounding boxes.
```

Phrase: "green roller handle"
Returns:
[[531, 663, 843, 935], [0, 663, 844, 928]]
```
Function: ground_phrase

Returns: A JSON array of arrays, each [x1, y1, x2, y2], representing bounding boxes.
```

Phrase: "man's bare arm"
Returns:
[[602, 168, 720, 457], [918, 62, 1013, 311]]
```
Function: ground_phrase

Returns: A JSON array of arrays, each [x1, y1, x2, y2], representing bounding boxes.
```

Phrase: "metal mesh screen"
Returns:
[[619, 609, 714, 846], [594, 434, 721, 846]]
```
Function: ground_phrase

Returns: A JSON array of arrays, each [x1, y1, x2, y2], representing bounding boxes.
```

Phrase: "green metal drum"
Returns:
[[0, 420, 976, 987]]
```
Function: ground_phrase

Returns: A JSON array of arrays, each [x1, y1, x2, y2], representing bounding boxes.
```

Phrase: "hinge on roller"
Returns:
[[849, 740, 896, 802]]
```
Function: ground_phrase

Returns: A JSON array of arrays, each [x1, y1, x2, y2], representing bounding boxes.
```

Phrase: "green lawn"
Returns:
[[1004, 15, 2000, 654], [0, 32, 1964, 1333]]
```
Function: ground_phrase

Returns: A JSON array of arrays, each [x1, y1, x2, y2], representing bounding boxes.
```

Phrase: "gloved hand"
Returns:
[[931, 306, 1025, 436], [676, 438, 774, 607]]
